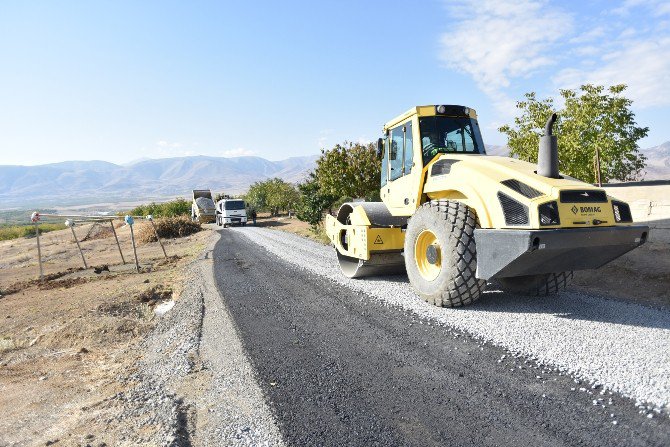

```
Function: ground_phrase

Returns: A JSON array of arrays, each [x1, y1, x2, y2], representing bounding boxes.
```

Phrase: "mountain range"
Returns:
[[484, 142, 670, 181], [0, 155, 318, 208], [1, 143, 668, 209]]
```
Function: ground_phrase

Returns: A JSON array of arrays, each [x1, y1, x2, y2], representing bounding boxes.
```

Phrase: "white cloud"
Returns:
[[220, 147, 256, 157], [317, 128, 333, 149], [440, 0, 573, 114], [553, 36, 670, 108], [440, 0, 670, 112], [156, 140, 182, 148], [613, 0, 670, 17]]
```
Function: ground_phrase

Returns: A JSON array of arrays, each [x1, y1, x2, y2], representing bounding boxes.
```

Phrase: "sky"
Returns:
[[1, 0, 669, 166]]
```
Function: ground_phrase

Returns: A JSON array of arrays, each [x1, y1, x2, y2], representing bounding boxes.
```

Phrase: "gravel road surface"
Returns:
[[212, 227, 670, 446]]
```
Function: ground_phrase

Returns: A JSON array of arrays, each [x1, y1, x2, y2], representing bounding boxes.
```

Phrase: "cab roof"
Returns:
[[383, 105, 478, 130]]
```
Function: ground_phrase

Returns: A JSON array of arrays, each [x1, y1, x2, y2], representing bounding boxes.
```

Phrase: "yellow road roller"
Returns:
[[325, 105, 649, 307]]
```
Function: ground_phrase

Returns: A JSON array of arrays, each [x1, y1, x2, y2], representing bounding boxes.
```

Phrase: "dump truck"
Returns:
[[325, 105, 649, 307], [191, 189, 216, 224]]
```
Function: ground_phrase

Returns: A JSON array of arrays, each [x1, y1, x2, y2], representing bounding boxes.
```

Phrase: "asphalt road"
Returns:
[[213, 228, 670, 446]]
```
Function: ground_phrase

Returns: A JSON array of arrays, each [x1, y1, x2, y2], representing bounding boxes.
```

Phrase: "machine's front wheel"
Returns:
[[497, 272, 573, 296], [405, 200, 485, 307]]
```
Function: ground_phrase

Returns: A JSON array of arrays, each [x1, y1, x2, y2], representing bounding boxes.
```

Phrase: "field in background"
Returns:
[[0, 222, 66, 241]]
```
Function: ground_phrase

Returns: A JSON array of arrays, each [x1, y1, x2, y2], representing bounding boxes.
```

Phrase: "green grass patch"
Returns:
[[127, 198, 192, 218], [0, 223, 66, 241]]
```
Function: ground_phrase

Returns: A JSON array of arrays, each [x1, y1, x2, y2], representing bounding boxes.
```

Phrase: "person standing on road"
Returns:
[[250, 209, 257, 225]]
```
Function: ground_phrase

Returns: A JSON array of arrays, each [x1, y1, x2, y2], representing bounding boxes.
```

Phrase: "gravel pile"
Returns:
[[234, 226, 670, 414], [111, 233, 284, 445]]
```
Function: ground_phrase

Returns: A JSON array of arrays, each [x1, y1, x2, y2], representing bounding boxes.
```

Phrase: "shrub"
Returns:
[[136, 217, 201, 243], [128, 198, 191, 218]]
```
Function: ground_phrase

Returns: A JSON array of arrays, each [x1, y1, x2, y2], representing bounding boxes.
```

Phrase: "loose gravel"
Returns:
[[232, 226, 670, 413], [113, 233, 284, 446]]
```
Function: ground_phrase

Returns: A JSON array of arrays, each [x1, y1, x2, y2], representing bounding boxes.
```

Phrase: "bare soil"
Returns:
[[573, 241, 670, 310], [0, 223, 209, 446]]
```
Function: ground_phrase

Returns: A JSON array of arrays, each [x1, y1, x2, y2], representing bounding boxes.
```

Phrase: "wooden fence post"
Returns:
[[110, 220, 126, 264]]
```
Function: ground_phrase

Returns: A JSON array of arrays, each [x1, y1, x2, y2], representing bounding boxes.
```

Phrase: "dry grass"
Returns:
[[136, 217, 201, 244]]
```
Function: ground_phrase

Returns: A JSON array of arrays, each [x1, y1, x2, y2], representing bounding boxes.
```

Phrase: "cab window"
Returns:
[[390, 125, 404, 181], [404, 121, 413, 175], [380, 137, 389, 187]]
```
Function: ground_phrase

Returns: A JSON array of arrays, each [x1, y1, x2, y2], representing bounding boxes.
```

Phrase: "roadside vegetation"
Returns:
[[128, 198, 191, 217], [295, 141, 381, 231], [245, 178, 300, 217], [499, 83, 648, 183], [239, 142, 381, 240], [0, 223, 66, 241], [136, 216, 201, 243]]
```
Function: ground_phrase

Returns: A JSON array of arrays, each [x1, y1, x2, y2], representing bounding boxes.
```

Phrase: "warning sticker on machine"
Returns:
[[374, 235, 384, 244]]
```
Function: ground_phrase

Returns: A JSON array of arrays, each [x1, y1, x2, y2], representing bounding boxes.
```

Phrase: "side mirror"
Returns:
[[376, 138, 384, 158]]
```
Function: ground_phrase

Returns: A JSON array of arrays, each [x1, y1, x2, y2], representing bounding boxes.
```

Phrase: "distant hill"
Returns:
[[1, 142, 668, 209], [484, 144, 510, 157], [640, 142, 670, 180], [486, 143, 670, 180], [0, 155, 318, 208]]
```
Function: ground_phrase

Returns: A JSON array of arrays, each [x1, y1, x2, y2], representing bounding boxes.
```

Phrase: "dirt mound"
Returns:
[[136, 285, 174, 307], [136, 217, 201, 244], [80, 222, 122, 241]]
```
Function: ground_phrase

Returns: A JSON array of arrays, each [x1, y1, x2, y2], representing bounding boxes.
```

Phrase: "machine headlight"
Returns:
[[539, 201, 560, 226], [612, 201, 633, 223], [436, 105, 446, 114]]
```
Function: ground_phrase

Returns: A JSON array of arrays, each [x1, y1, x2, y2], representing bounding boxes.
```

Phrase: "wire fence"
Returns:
[[29, 212, 167, 280]]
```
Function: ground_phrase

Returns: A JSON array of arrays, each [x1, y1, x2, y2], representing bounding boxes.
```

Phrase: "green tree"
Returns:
[[245, 178, 299, 216], [314, 141, 381, 200], [214, 192, 228, 202], [295, 176, 337, 229], [499, 84, 648, 183], [245, 181, 269, 211]]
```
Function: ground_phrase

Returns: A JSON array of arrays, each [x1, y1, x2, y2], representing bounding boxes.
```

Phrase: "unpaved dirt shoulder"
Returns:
[[121, 230, 284, 446]]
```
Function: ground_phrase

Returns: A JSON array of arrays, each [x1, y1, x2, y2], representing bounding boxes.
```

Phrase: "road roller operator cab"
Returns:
[[325, 105, 649, 307]]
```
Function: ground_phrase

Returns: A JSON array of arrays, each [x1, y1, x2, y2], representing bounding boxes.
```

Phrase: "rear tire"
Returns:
[[405, 200, 485, 307], [497, 272, 573, 296]]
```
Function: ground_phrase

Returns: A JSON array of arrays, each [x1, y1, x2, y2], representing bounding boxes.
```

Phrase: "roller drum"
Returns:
[[337, 251, 405, 278]]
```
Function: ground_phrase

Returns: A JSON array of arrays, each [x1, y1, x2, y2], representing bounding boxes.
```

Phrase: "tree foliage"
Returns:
[[314, 141, 381, 200], [214, 192, 228, 202], [245, 178, 299, 216], [129, 198, 191, 218], [498, 84, 648, 183], [295, 176, 337, 229], [294, 141, 382, 228]]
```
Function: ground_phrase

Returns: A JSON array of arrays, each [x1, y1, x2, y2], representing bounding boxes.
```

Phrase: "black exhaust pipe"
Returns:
[[537, 113, 560, 178]]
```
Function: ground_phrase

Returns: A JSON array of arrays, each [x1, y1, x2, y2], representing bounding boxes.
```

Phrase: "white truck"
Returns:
[[216, 199, 248, 227]]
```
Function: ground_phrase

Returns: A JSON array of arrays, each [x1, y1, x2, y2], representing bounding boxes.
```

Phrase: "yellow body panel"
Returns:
[[327, 104, 637, 263], [421, 154, 619, 229], [379, 105, 628, 230], [325, 211, 404, 261]]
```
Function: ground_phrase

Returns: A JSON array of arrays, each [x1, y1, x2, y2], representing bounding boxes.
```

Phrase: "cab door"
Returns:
[[382, 118, 422, 215]]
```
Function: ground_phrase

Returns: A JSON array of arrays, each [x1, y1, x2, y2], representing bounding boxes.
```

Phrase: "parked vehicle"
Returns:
[[216, 199, 248, 227], [192, 189, 216, 223]]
